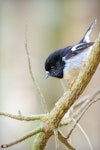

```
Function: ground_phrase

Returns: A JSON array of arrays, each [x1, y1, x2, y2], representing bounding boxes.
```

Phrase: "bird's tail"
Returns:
[[79, 19, 97, 43]]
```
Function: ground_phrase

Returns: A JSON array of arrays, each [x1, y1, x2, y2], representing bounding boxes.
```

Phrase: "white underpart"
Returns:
[[63, 46, 93, 79]]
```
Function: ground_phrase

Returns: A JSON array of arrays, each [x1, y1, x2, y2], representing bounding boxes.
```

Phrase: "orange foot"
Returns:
[[68, 79, 76, 89], [82, 60, 87, 67]]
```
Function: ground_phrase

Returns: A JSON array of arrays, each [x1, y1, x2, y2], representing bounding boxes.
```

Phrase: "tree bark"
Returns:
[[32, 34, 100, 150]]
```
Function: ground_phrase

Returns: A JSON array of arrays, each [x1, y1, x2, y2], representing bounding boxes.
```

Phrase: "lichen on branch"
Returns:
[[0, 33, 100, 150]]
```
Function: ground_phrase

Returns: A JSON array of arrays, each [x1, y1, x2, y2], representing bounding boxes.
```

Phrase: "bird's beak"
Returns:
[[45, 71, 50, 79]]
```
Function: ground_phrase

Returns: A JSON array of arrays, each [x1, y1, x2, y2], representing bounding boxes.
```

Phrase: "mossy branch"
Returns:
[[0, 112, 49, 121], [1, 127, 44, 148], [0, 33, 100, 150], [32, 34, 100, 149]]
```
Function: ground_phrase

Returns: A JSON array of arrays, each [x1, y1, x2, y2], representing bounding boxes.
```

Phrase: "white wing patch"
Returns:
[[71, 43, 84, 52]]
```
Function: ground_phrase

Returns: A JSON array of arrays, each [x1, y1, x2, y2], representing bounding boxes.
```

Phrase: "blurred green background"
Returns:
[[0, 0, 100, 150]]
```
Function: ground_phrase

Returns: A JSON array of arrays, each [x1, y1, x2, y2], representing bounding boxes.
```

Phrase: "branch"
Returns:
[[60, 89, 100, 127], [1, 127, 44, 148], [59, 90, 100, 150], [33, 33, 100, 149], [0, 96, 99, 149], [49, 33, 100, 126], [73, 121, 93, 150], [1, 33, 100, 150], [54, 129, 59, 150], [60, 96, 90, 127], [0, 112, 49, 121], [58, 131, 76, 150], [66, 98, 100, 139], [25, 22, 48, 113]]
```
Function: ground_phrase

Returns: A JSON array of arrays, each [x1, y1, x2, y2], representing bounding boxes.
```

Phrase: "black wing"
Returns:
[[64, 42, 94, 60], [63, 20, 96, 60]]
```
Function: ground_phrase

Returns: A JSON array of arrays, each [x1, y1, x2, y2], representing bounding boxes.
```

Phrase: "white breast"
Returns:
[[63, 47, 92, 79]]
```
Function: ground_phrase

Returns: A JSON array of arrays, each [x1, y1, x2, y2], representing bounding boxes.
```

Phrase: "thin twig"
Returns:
[[25, 22, 48, 113], [60, 98, 89, 127], [58, 131, 76, 150], [1, 127, 44, 148], [73, 96, 89, 110], [54, 129, 59, 150], [60, 89, 100, 127], [0, 112, 49, 121], [66, 98, 100, 139], [73, 120, 93, 150]]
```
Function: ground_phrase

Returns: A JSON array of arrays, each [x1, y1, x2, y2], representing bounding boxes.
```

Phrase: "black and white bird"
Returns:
[[45, 20, 96, 87]]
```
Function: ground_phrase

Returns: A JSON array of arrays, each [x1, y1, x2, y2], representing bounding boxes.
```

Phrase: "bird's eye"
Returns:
[[51, 66, 55, 69]]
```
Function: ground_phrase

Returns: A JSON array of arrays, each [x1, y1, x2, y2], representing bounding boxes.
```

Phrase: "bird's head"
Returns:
[[45, 50, 65, 79]]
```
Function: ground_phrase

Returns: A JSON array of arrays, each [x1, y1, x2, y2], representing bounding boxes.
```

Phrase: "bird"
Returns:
[[45, 20, 96, 88]]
